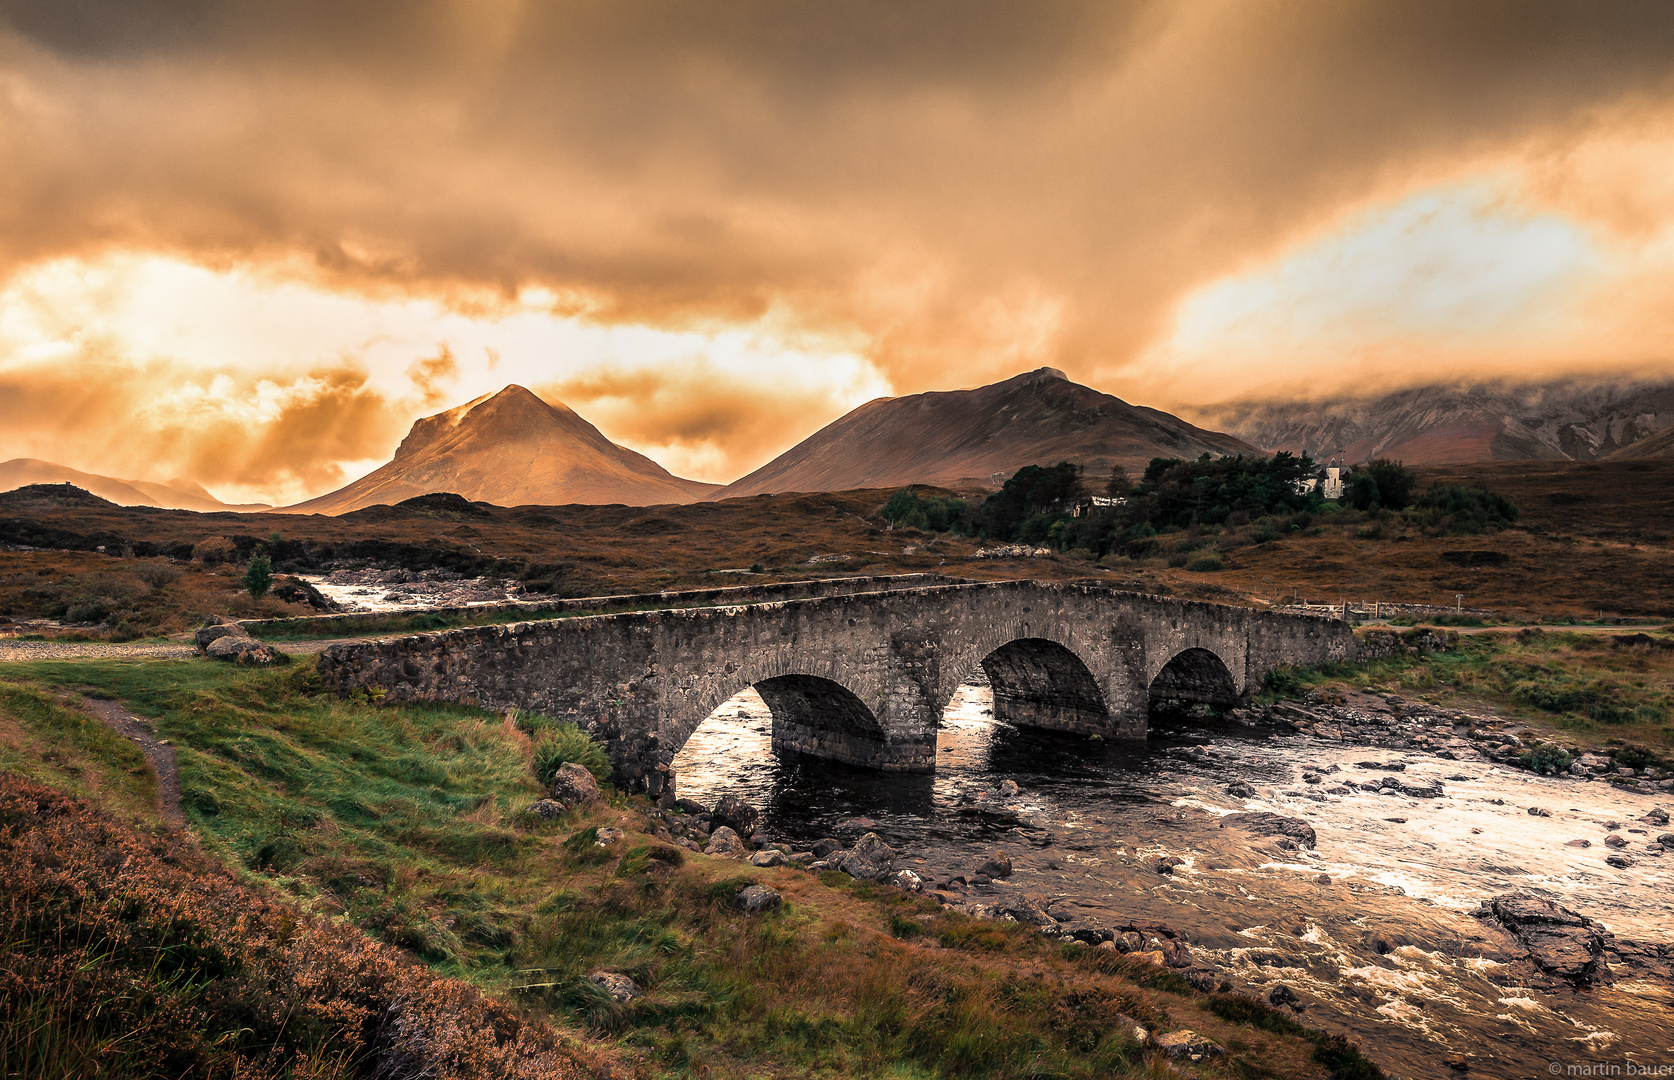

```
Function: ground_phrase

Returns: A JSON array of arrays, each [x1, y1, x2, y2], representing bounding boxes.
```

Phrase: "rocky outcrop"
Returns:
[[1219, 812, 1317, 850], [1474, 894, 1610, 987]]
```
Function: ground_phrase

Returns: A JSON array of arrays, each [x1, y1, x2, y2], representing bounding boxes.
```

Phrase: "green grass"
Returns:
[[0, 658, 1381, 1080], [0, 678, 156, 820], [1268, 627, 1674, 756]]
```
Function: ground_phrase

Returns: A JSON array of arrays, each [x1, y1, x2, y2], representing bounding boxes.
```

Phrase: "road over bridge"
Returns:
[[317, 579, 1355, 796]]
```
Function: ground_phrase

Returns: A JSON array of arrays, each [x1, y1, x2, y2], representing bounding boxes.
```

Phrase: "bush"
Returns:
[[529, 719, 611, 784], [1412, 484, 1519, 534], [242, 554, 273, 600], [1519, 744, 1574, 776], [1185, 554, 1224, 572]]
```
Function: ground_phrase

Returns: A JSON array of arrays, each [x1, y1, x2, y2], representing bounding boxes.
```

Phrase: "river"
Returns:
[[672, 681, 1674, 1079]]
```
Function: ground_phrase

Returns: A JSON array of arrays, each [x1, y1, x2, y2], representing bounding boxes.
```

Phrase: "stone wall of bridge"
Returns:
[[315, 580, 1355, 795]]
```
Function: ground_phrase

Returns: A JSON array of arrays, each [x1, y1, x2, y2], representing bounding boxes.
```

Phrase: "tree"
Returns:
[[1349, 471, 1381, 511], [1105, 464, 1132, 498], [1359, 459, 1416, 510], [243, 554, 273, 601]]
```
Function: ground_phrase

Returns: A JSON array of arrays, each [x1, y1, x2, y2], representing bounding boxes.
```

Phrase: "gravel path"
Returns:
[[0, 637, 359, 663]]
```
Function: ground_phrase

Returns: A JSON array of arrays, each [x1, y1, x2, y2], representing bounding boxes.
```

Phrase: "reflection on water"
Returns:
[[672, 684, 1674, 1078]]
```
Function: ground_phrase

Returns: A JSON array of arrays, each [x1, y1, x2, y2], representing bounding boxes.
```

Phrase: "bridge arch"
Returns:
[[978, 637, 1112, 735], [1147, 646, 1241, 708]]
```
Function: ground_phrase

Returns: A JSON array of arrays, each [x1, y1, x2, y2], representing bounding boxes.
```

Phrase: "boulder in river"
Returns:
[[811, 837, 844, 858], [978, 852, 1013, 879], [1224, 780, 1257, 798], [1220, 812, 1317, 850], [711, 791, 759, 840], [830, 832, 896, 880], [1474, 894, 1610, 987]]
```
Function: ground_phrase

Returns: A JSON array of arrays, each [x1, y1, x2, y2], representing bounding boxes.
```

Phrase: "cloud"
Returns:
[[0, 347, 403, 504], [539, 353, 890, 482], [2, 0, 1674, 494]]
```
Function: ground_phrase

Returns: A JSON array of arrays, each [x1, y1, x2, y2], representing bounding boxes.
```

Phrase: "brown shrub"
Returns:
[[0, 773, 600, 1080]]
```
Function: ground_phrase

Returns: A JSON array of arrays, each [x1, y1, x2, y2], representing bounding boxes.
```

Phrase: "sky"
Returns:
[[3, 0, 1674, 505]]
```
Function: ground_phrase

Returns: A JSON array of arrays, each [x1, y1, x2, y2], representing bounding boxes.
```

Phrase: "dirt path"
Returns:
[[78, 695, 186, 830], [0, 636, 364, 662]]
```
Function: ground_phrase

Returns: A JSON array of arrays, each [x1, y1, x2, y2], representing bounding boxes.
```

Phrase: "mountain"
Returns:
[[1604, 425, 1674, 460], [1194, 379, 1674, 465], [707, 367, 1257, 499], [0, 459, 270, 512], [279, 385, 718, 514]]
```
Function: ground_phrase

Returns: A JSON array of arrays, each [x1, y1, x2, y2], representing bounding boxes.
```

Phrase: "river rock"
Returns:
[[1224, 780, 1257, 798], [747, 849, 786, 868], [1606, 854, 1634, 869], [586, 970, 639, 1002], [978, 852, 1013, 879], [734, 884, 782, 915], [832, 816, 879, 838], [1397, 779, 1445, 798], [1220, 812, 1317, 850], [1646, 808, 1669, 826], [1153, 1030, 1227, 1062], [995, 894, 1055, 927], [549, 762, 602, 808], [1659, 834, 1674, 849], [1527, 806, 1552, 817], [830, 832, 896, 880], [1356, 760, 1406, 772], [1115, 931, 1146, 953], [1268, 984, 1301, 1009], [1476, 894, 1610, 987], [888, 869, 924, 892], [811, 837, 844, 858], [1565, 839, 1592, 848], [998, 779, 1020, 797], [704, 826, 746, 858], [712, 791, 759, 840], [1604, 834, 1629, 849]]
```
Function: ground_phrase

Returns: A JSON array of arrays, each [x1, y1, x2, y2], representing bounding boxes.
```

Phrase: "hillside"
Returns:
[[279, 385, 718, 514], [710, 367, 1255, 498], [1604, 425, 1674, 460], [1196, 379, 1674, 464], [0, 458, 270, 512]]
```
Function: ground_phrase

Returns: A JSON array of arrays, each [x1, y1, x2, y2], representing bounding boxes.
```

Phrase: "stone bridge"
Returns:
[[316, 579, 1355, 796]]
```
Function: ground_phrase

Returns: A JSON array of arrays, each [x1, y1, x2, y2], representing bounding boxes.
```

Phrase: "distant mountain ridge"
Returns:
[[0, 459, 270, 512], [1195, 379, 1674, 465], [707, 367, 1256, 499], [279, 385, 718, 514]]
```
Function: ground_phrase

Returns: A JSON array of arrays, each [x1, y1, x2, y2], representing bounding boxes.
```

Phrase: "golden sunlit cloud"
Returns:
[[0, 254, 889, 503], [2, 1, 1674, 499]]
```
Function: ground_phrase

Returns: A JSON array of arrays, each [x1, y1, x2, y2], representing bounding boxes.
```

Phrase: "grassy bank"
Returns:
[[0, 657, 1378, 1080], [1273, 626, 1674, 762]]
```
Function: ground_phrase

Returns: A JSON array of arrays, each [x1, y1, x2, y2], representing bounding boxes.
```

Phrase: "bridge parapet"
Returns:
[[316, 580, 1354, 795]]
